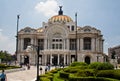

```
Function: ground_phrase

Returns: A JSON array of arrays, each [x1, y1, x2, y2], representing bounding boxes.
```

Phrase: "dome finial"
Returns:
[[58, 6, 63, 15]]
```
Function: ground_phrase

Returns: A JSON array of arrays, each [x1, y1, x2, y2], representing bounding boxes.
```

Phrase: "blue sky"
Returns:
[[0, 0, 120, 54]]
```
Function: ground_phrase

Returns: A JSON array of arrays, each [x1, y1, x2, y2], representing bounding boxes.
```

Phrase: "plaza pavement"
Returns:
[[6, 66, 55, 81]]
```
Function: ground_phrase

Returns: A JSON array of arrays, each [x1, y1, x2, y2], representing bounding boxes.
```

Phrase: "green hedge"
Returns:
[[69, 77, 120, 81], [40, 77, 50, 81], [97, 70, 120, 80], [70, 62, 88, 67], [96, 63, 114, 70], [63, 66, 88, 73], [0, 64, 20, 70], [88, 62, 114, 70], [59, 71, 69, 79], [49, 69, 58, 73], [40, 74, 53, 81], [76, 69, 94, 77]]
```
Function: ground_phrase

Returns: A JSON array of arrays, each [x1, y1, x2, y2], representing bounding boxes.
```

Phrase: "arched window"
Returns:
[[84, 37, 91, 50], [24, 38, 31, 50]]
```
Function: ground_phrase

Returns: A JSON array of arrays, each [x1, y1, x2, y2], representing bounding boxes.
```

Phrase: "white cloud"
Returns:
[[0, 29, 3, 32], [0, 30, 15, 54], [35, 0, 59, 17]]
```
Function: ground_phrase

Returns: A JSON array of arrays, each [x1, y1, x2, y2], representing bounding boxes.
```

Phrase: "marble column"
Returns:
[[67, 39, 69, 50], [44, 38, 47, 50], [48, 39, 50, 50], [102, 40, 104, 53], [64, 39, 66, 50], [58, 54, 59, 65], [64, 54, 66, 65], [77, 38, 79, 51], [80, 38, 83, 51], [18, 38, 20, 51], [44, 54, 47, 65], [96, 38, 98, 52], [50, 54, 52, 65], [31, 38, 34, 45], [92, 38, 95, 52], [21, 38, 24, 51]]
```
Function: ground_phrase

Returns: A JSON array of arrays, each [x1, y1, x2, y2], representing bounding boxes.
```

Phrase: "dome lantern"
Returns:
[[48, 6, 73, 23], [58, 6, 63, 15]]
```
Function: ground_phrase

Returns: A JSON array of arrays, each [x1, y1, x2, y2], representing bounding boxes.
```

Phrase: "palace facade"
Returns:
[[108, 45, 120, 67], [17, 7, 105, 65]]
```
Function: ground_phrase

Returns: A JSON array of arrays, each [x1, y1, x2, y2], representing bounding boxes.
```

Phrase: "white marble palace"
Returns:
[[17, 6, 106, 65]]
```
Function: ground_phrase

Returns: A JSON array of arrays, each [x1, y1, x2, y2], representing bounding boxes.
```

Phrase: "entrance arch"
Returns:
[[52, 55, 58, 66], [85, 56, 90, 64], [24, 55, 29, 65]]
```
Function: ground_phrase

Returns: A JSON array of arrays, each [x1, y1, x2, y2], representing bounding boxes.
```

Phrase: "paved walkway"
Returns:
[[6, 66, 50, 81], [7, 66, 37, 81]]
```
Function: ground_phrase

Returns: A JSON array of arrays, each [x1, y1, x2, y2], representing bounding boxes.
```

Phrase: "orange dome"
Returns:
[[49, 15, 73, 23]]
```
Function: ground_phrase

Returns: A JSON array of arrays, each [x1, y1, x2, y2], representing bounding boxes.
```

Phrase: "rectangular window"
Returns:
[[56, 44, 58, 49], [24, 38, 31, 50], [70, 39, 76, 50], [52, 44, 55, 49], [71, 26, 74, 31], [59, 44, 62, 49], [38, 39, 44, 50], [84, 38, 91, 50]]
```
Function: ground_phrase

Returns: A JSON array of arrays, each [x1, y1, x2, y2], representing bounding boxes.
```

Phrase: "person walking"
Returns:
[[45, 66, 48, 73], [40, 67, 43, 74], [0, 70, 7, 81]]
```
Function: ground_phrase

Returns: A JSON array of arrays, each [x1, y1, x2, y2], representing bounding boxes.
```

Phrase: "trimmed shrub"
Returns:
[[40, 77, 50, 81], [97, 70, 114, 78], [88, 62, 102, 69], [70, 62, 88, 67], [114, 70, 120, 80], [96, 62, 114, 70], [89, 62, 114, 70], [40, 74, 53, 81], [0, 64, 7, 69], [64, 66, 88, 74], [0, 64, 20, 70], [76, 69, 94, 77], [59, 71, 69, 79], [49, 69, 58, 73], [97, 70, 120, 80], [69, 77, 120, 81]]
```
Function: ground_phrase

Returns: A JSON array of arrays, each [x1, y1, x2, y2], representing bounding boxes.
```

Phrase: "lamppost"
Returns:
[[75, 13, 77, 61], [16, 15, 20, 61], [28, 45, 40, 81]]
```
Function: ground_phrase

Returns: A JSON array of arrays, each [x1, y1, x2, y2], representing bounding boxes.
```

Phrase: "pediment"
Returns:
[[19, 27, 36, 34]]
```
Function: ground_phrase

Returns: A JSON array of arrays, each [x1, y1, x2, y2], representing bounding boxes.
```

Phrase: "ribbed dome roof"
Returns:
[[49, 15, 73, 22], [48, 6, 73, 23]]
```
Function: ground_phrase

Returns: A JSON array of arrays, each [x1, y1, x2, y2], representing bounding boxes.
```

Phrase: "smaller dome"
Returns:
[[37, 28, 43, 32], [49, 15, 73, 23]]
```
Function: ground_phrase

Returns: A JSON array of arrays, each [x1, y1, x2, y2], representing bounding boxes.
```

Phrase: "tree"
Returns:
[[0, 50, 14, 63]]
